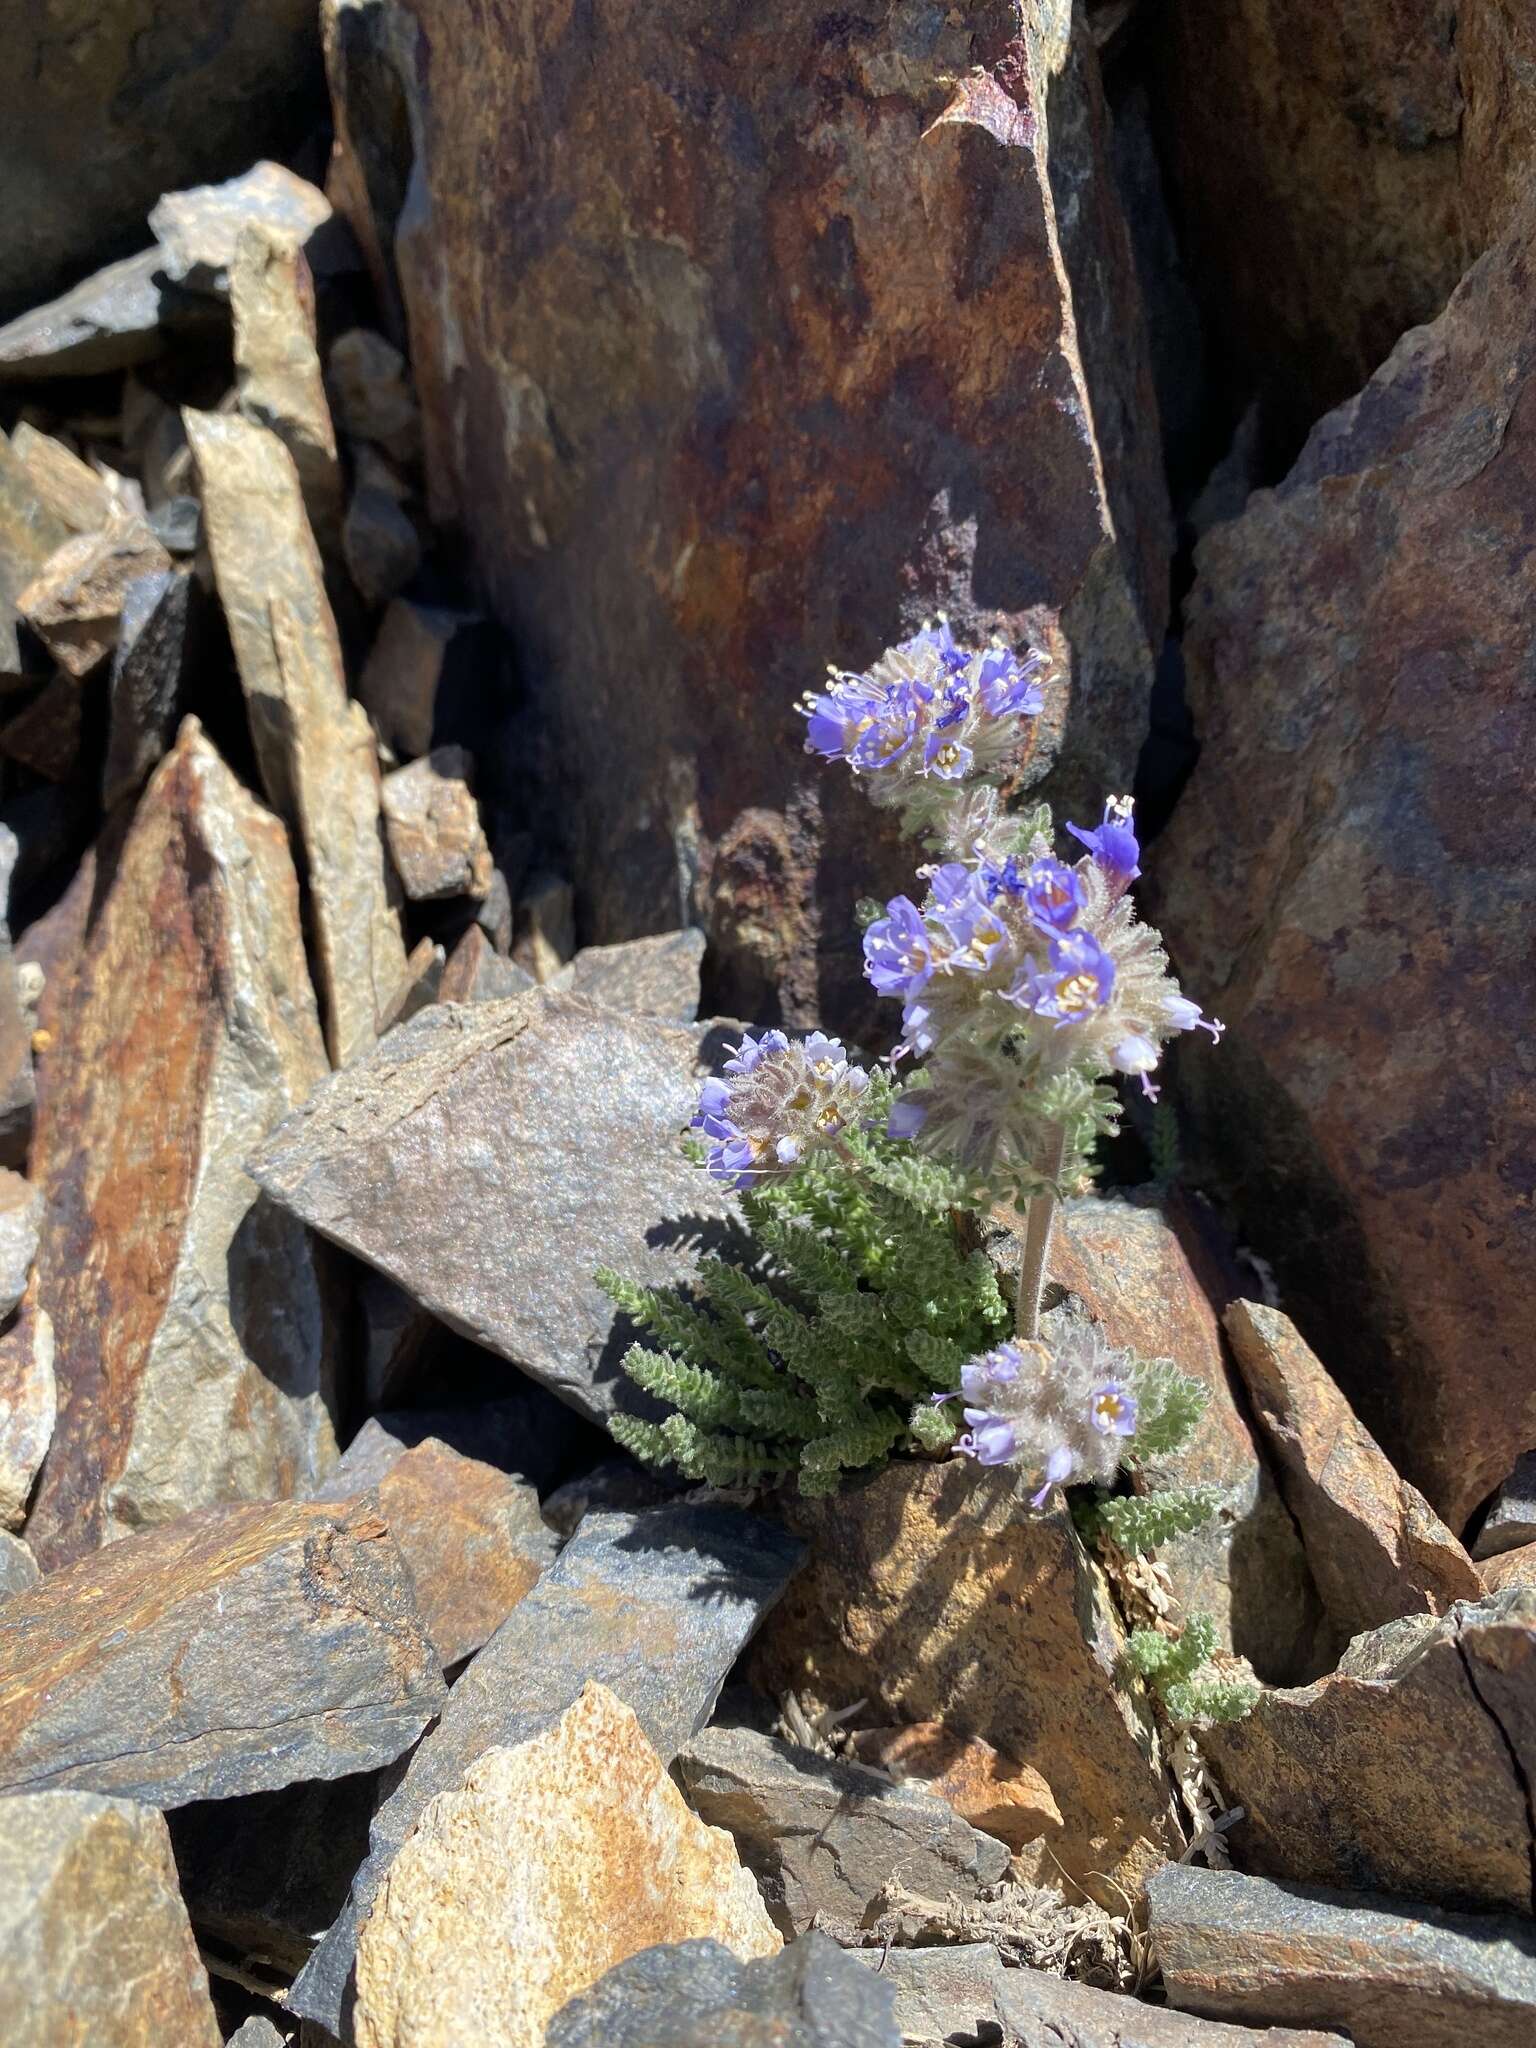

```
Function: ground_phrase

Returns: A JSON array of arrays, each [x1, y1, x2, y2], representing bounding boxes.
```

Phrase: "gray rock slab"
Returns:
[[1475, 1452, 1536, 1560], [547, 1932, 899, 2048], [678, 1725, 1009, 1941], [103, 567, 195, 809], [0, 1168, 40, 1319], [226, 2020, 287, 2048], [0, 248, 167, 381], [249, 990, 741, 1426], [1150, 1863, 1536, 2048], [561, 927, 707, 1022], [0, 1530, 38, 1598], [150, 164, 332, 298], [287, 1501, 803, 2037]]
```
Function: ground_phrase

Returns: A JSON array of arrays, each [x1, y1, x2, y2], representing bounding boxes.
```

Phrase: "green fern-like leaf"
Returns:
[[1094, 1483, 1223, 1556], [620, 1344, 750, 1432], [1163, 1675, 1259, 1726], [607, 1414, 674, 1470], [1129, 1358, 1212, 1461]]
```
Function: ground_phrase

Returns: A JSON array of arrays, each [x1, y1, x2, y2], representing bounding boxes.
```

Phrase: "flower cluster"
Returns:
[[800, 620, 1047, 842], [863, 793, 1221, 1190], [693, 1030, 870, 1191], [944, 1325, 1139, 1505]]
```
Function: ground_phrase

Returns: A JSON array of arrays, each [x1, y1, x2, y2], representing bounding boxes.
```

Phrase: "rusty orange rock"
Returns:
[[848, 1720, 1063, 1854]]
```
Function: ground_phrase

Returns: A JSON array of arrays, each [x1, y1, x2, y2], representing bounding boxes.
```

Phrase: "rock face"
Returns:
[[355, 1683, 780, 2048], [1049, 1195, 1321, 1679], [324, 0, 1169, 1026], [1206, 1590, 1536, 1916], [561, 929, 707, 1023], [187, 409, 407, 1066], [250, 991, 738, 1427], [750, 1461, 1182, 1901], [677, 1726, 1010, 1941], [232, 224, 343, 552], [290, 1502, 803, 2035], [1150, 1865, 1536, 2048], [0, 1498, 445, 1806], [0, 1790, 221, 2047], [23, 723, 339, 1566], [1152, 198, 1536, 1532], [1225, 1300, 1480, 1642]]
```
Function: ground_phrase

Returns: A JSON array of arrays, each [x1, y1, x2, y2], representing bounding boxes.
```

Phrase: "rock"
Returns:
[[1048, 1194, 1322, 1679], [227, 2022, 288, 2048], [102, 568, 197, 809], [1149, 1864, 1536, 2048], [1482, 1545, 1536, 1597], [309, 1433, 557, 1668], [17, 504, 171, 678], [0, 1301, 53, 1531], [0, 1531, 38, 1598], [232, 225, 344, 552], [249, 990, 737, 1427], [149, 494, 203, 555], [0, 249, 170, 381], [380, 748, 493, 900], [328, 330, 421, 467], [355, 1682, 779, 2048], [751, 1461, 1183, 1902], [187, 411, 407, 1066], [0, 672, 88, 785], [9, 424, 114, 534], [1225, 1301, 1480, 1641], [0, 1172, 40, 1319], [22, 723, 339, 1565], [288, 1501, 803, 2035], [1475, 1454, 1536, 1561], [377, 936, 446, 1035], [357, 599, 467, 760], [0, 1497, 444, 1806], [0, 433, 71, 680], [436, 923, 536, 1005], [343, 486, 421, 610], [846, 1722, 1063, 1855], [1151, 197, 1536, 1532], [513, 871, 575, 984], [151, 163, 334, 298], [1206, 1590, 1536, 1915], [548, 1931, 899, 2048], [562, 928, 706, 1022], [349, 1398, 594, 1499], [541, 1456, 681, 1540], [678, 1726, 1009, 1941], [0, 1790, 221, 2045], [328, 0, 1169, 1029]]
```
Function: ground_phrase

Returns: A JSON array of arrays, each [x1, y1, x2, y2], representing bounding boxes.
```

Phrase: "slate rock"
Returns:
[[561, 928, 706, 1023], [0, 1789, 221, 2045], [102, 567, 197, 809], [17, 504, 171, 677], [288, 1502, 803, 2036], [188, 410, 407, 1066], [542, 1456, 682, 1540], [1482, 1543, 1536, 1597], [357, 599, 468, 759], [0, 1300, 53, 1531], [329, 0, 1168, 1030], [436, 922, 536, 1006], [328, 329, 421, 467], [0, 1169, 40, 1319], [1150, 1864, 1536, 2048], [342, 486, 421, 610], [309, 1433, 557, 1668], [1152, 196, 1536, 1531], [232, 224, 343, 553], [23, 724, 340, 1565], [1048, 1194, 1322, 1679], [0, 248, 169, 381], [376, 935, 445, 1035], [249, 990, 738, 1427], [1225, 1300, 1480, 1640], [1206, 1590, 1536, 1914], [356, 1683, 779, 2048], [512, 870, 575, 983], [348, 1399, 590, 1498], [547, 1932, 899, 2048], [846, 1722, 1063, 1855], [0, 1531, 38, 1598], [751, 1461, 1183, 1902], [10, 424, 114, 534], [678, 1726, 1009, 1941], [227, 2021, 288, 2048], [380, 747, 493, 900], [1475, 1453, 1536, 1561], [0, 671, 88, 785], [151, 164, 333, 298], [148, 494, 203, 555], [0, 1497, 444, 1806], [0, 432, 71, 680]]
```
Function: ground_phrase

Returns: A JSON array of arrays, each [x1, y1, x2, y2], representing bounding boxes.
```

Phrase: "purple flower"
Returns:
[[1111, 1032, 1161, 1100], [850, 696, 921, 772], [959, 1411, 1018, 1465], [724, 1029, 789, 1076], [933, 874, 1011, 974], [887, 1094, 929, 1141], [864, 897, 936, 1001], [976, 645, 1045, 719], [695, 1032, 870, 1190], [960, 1344, 1023, 1403], [902, 618, 967, 679], [1066, 797, 1141, 891], [1163, 994, 1225, 1041], [926, 862, 975, 909], [1029, 1443, 1075, 1507], [898, 1000, 936, 1057], [1022, 857, 1085, 932], [802, 675, 884, 762], [693, 1076, 735, 1140], [1089, 1380, 1138, 1438], [1018, 930, 1117, 1023], [923, 730, 974, 782]]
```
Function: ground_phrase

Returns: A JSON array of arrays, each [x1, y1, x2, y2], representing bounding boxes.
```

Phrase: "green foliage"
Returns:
[[1128, 1357, 1211, 1461], [1148, 1099, 1183, 1189], [1127, 1613, 1256, 1728], [1093, 1483, 1223, 1557]]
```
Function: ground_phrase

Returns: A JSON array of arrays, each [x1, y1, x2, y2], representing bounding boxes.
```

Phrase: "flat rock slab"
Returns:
[[356, 1682, 779, 2048], [1475, 1452, 1536, 1560], [547, 1931, 899, 2048], [1225, 1300, 1480, 1640], [0, 1790, 221, 2046], [151, 162, 333, 296], [0, 248, 169, 381], [1149, 1864, 1536, 2048], [250, 989, 740, 1426], [0, 1300, 53, 1531], [288, 1501, 803, 2036], [0, 1531, 37, 1598], [0, 1497, 445, 1807], [677, 1725, 1009, 1940], [22, 722, 339, 1566], [1207, 1589, 1536, 1915], [0, 1169, 41, 1322], [559, 928, 706, 1022], [380, 746, 493, 900], [232, 222, 343, 552]]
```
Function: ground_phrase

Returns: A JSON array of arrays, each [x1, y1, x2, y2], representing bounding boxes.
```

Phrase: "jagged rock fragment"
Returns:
[[380, 747, 493, 899], [9, 424, 113, 532], [151, 163, 332, 297], [102, 568, 196, 809], [232, 223, 343, 550], [0, 1532, 37, 1598], [343, 484, 420, 609], [560, 928, 706, 1022], [437, 922, 536, 1005], [1475, 1453, 1536, 1560], [0, 249, 170, 381], [0, 432, 70, 678], [847, 1722, 1063, 1855], [0, 1171, 40, 1319], [357, 599, 467, 759], [17, 503, 170, 677], [328, 328, 421, 465], [0, 1301, 52, 1531]]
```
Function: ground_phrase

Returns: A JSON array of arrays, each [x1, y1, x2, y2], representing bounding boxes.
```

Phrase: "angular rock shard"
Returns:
[[288, 1502, 803, 2035], [187, 409, 406, 1065], [357, 598, 467, 759], [22, 721, 338, 1565], [380, 746, 493, 900], [0, 248, 170, 381], [0, 1300, 53, 1531], [150, 163, 333, 297], [0, 1532, 38, 1599], [355, 1683, 780, 2048], [17, 504, 171, 677], [1149, 1864, 1536, 2048], [0, 1790, 221, 2047], [0, 1498, 445, 1806], [846, 1722, 1063, 1855], [0, 1170, 41, 1320], [0, 431, 71, 679], [1225, 1299, 1480, 1640], [1475, 1454, 1536, 1561], [232, 223, 343, 551], [102, 567, 197, 810], [250, 990, 738, 1426], [562, 927, 706, 1023]]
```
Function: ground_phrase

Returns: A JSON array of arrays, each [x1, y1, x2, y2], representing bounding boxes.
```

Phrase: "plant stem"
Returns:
[[1015, 1120, 1067, 1341]]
